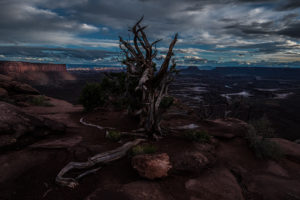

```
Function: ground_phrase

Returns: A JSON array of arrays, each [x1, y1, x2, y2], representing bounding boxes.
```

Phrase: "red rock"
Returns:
[[270, 138, 300, 162], [204, 118, 249, 138], [266, 161, 289, 177], [0, 101, 65, 148], [29, 136, 82, 149], [0, 81, 39, 95], [0, 88, 8, 97], [0, 61, 66, 73], [247, 174, 300, 200], [0, 74, 13, 81], [132, 153, 172, 179], [121, 181, 172, 200], [185, 168, 244, 200], [173, 151, 210, 171]]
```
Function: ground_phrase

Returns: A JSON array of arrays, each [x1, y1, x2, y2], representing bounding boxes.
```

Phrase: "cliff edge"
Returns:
[[0, 61, 66, 73]]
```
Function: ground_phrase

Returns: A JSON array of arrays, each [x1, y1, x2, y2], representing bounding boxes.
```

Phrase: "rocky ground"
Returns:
[[0, 73, 300, 200]]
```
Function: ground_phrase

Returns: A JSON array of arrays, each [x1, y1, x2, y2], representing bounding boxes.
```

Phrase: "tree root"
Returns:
[[55, 139, 145, 188], [80, 117, 115, 130]]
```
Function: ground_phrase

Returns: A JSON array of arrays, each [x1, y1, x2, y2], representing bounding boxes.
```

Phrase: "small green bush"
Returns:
[[106, 130, 121, 142], [250, 116, 275, 138], [246, 124, 282, 160], [184, 130, 211, 143], [159, 96, 174, 109], [29, 95, 52, 107], [79, 83, 106, 111], [131, 144, 157, 156]]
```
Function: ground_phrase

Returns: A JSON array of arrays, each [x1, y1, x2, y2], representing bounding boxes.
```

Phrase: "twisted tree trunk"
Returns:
[[119, 17, 178, 136]]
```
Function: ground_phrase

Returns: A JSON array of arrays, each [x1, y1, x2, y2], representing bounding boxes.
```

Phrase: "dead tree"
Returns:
[[119, 17, 178, 136]]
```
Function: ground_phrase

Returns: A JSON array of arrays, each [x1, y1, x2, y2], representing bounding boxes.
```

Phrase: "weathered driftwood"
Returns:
[[55, 139, 145, 188], [119, 17, 178, 136]]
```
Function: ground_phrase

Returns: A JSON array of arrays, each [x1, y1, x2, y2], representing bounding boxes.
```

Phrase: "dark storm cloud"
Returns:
[[0, 0, 299, 64], [278, 22, 300, 38], [224, 13, 300, 39], [276, 1, 300, 11]]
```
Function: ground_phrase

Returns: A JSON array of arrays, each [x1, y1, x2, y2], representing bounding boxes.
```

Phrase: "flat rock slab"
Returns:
[[270, 138, 300, 162], [121, 181, 174, 200], [0, 101, 65, 148], [29, 136, 82, 149], [185, 168, 244, 200], [203, 118, 249, 139], [247, 174, 300, 200]]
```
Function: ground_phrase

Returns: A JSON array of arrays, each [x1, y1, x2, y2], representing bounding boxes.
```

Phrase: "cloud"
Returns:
[[0, 46, 117, 64], [0, 0, 299, 64]]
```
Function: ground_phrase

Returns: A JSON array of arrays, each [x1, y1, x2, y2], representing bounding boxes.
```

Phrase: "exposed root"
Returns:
[[81, 117, 148, 138], [55, 139, 145, 188], [119, 131, 148, 138], [79, 117, 115, 130]]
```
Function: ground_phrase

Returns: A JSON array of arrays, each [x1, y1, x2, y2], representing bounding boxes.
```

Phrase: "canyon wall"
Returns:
[[0, 61, 67, 73]]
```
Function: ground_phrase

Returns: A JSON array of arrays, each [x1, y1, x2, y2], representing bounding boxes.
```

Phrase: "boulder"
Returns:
[[132, 153, 172, 179], [246, 174, 300, 200], [0, 81, 39, 95], [185, 168, 244, 200], [266, 161, 289, 178], [203, 118, 249, 139], [29, 136, 82, 149], [0, 74, 13, 82], [0, 87, 8, 97], [121, 181, 172, 200], [0, 101, 65, 148], [270, 138, 300, 162], [173, 151, 210, 172]]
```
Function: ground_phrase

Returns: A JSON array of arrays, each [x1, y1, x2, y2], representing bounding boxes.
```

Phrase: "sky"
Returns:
[[0, 0, 300, 67]]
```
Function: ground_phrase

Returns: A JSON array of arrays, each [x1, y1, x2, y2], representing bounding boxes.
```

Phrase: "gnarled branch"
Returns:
[[56, 139, 145, 188]]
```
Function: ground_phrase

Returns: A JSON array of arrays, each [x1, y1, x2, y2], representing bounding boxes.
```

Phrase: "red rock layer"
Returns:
[[0, 61, 66, 73]]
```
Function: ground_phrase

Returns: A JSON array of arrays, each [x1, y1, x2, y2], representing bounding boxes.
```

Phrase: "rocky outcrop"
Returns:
[[0, 101, 65, 148], [121, 181, 173, 200], [132, 153, 172, 180], [0, 87, 8, 97], [0, 80, 39, 95], [204, 118, 249, 139], [185, 168, 245, 200], [173, 151, 210, 172], [0, 61, 66, 73], [0, 74, 42, 107], [270, 138, 300, 162]]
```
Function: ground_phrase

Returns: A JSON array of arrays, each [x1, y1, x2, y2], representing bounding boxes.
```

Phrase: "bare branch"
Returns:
[[154, 33, 178, 84], [56, 139, 145, 188]]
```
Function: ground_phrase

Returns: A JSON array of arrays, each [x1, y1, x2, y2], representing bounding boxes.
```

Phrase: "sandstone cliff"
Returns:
[[0, 61, 66, 73]]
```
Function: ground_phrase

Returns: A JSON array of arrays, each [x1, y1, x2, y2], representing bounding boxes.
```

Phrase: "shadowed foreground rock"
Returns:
[[0, 101, 65, 148], [185, 168, 245, 200], [204, 118, 249, 138], [132, 153, 172, 180], [270, 138, 300, 162]]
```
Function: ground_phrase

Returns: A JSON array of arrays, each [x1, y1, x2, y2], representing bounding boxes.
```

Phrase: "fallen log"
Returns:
[[55, 139, 145, 188]]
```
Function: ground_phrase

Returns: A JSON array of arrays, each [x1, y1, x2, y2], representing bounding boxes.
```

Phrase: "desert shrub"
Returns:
[[29, 95, 53, 107], [184, 130, 211, 143], [79, 82, 106, 111], [159, 96, 174, 109], [79, 73, 129, 111], [106, 130, 121, 142], [101, 72, 126, 94], [246, 121, 282, 160], [131, 144, 157, 156], [250, 116, 275, 138]]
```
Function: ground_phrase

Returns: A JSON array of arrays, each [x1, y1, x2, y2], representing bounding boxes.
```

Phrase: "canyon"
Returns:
[[0, 61, 66, 73]]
